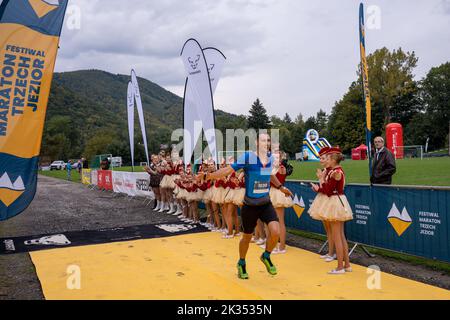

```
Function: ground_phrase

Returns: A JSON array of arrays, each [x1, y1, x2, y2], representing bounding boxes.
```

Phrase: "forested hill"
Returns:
[[42, 69, 246, 163]]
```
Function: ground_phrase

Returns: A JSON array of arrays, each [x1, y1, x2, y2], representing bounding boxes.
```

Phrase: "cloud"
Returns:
[[49, 0, 450, 118]]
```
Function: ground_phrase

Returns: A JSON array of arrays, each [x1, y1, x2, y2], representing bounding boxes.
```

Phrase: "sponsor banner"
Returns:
[[90, 169, 98, 186], [0, 222, 207, 254], [111, 171, 153, 198], [134, 172, 153, 198], [0, 0, 69, 221], [97, 170, 113, 191], [285, 181, 450, 262], [112, 171, 136, 196], [81, 169, 91, 185]]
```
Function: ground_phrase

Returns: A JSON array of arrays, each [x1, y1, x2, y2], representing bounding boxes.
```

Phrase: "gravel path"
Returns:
[[0, 175, 448, 299]]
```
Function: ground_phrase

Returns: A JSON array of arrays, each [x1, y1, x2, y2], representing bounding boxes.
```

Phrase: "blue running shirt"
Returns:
[[231, 151, 273, 199]]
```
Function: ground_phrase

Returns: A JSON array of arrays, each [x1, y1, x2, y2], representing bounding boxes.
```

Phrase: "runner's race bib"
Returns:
[[253, 181, 269, 194]]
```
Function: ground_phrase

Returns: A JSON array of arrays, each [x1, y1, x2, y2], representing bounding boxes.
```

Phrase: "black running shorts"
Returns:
[[241, 203, 279, 234]]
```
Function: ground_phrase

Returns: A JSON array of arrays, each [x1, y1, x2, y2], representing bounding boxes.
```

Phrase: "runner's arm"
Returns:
[[203, 166, 235, 181], [270, 174, 293, 197]]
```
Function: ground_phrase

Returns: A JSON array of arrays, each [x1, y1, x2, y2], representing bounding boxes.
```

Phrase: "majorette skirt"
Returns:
[[150, 173, 162, 188], [176, 188, 188, 200], [269, 188, 294, 208], [159, 175, 170, 188], [308, 193, 353, 222], [168, 175, 179, 189], [185, 189, 203, 202], [224, 188, 245, 206], [223, 188, 236, 204], [173, 185, 180, 197], [233, 188, 245, 206], [203, 188, 213, 203], [211, 186, 227, 204]]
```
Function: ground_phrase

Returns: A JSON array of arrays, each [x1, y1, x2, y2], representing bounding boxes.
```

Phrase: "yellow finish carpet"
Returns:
[[30, 232, 450, 300]]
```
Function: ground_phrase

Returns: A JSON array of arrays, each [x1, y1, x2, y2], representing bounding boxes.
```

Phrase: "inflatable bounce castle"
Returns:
[[302, 129, 331, 161]]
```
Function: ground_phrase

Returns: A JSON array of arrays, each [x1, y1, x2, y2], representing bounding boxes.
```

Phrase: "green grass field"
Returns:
[[39, 157, 450, 186], [289, 157, 450, 186]]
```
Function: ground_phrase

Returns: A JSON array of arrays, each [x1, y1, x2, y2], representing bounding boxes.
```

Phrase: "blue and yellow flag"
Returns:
[[359, 3, 372, 176], [0, 0, 69, 220]]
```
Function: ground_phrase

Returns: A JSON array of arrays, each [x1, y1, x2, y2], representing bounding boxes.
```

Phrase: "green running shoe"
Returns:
[[237, 263, 249, 279], [260, 254, 277, 275]]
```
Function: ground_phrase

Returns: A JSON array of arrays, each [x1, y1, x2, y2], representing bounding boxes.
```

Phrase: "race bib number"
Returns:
[[253, 181, 269, 194]]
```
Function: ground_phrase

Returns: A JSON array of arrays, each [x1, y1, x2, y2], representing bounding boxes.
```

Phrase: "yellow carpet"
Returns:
[[30, 232, 450, 300]]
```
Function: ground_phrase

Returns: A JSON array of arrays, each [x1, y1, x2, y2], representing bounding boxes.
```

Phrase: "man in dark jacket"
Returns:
[[370, 136, 396, 185]]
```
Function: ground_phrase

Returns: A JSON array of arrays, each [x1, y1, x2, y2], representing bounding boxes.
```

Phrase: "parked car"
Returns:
[[50, 161, 66, 170]]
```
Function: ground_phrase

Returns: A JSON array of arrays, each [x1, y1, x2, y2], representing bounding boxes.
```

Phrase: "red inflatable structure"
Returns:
[[386, 123, 404, 159], [351, 144, 368, 160]]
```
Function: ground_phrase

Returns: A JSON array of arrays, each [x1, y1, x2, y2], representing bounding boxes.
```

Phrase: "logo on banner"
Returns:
[[24, 234, 71, 246], [3, 239, 16, 252], [133, 83, 140, 99], [29, 0, 60, 18], [387, 203, 412, 236], [292, 194, 305, 218], [188, 55, 201, 70], [0, 173, 25, 207], [136, 179, 149, 191], [155, 224, 196, 233]]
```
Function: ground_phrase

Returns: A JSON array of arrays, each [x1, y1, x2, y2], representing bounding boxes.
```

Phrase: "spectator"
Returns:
[[82, 157, 89, 169], [100, 158, 110, 170], [77, 159, 82, 175], [66, 160, 72, 181], [370, 136, 396, 185]]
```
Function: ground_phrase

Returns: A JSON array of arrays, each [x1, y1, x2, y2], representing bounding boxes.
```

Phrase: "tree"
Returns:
[[83, 128, 117, 161], [304, 116, 317, 131], [362, 47, 418, 131], [283, 113, 292, 124], [247, 98, 271, 130], [421, 62, 450, 149], [327, 82, 366, 153], [270, 115, 284, 128], [315, 109, 328, 136], [390, 81, 422, 126], [41, 115, 80, 160], [326, 47, 420, 153]]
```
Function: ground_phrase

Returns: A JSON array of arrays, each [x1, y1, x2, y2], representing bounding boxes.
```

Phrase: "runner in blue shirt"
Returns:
[[200, 133, 293, 279]]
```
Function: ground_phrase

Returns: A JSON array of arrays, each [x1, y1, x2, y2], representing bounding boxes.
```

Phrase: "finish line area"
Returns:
[[25, 225, 449, 300]]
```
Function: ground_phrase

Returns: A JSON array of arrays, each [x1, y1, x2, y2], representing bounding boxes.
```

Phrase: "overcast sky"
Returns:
[[12, 0, 450, 118]]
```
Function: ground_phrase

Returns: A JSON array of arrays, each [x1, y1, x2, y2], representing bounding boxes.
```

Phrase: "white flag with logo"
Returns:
[[131, 70, 150, 165], [181, 40, 225, 165], [127, 81, 135, 167]]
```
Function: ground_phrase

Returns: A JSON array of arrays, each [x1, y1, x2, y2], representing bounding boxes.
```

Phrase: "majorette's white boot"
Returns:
[[174, 203, 182, 215], [153, 200, 161, 211], [168, 202, 176, 214], [158, 202, 166, 213]]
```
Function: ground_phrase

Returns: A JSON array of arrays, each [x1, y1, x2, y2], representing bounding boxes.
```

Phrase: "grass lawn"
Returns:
[[39, 169, 82, 182], [39, 166, 147, 183], [288, 157, 450, 186], [39, 157, 450, 187]]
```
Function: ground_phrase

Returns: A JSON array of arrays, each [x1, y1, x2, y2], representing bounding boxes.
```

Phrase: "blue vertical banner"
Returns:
[[0, 0, 69, 220], [359, 3, 373, 176]]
